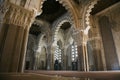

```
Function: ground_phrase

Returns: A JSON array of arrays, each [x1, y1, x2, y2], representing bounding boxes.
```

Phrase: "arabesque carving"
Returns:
[[3, 2, 36, 28]]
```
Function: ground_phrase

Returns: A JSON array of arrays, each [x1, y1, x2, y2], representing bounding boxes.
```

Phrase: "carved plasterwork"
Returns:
[[85, 0, 99, 29], [3, 2, 36, 29], [52, 13, 73, 45], [84, 0, 101, 48], [58, 0, 80, 29], [75, 0, 100, 45], [39, 0, 79, 29], [69, 0, 100, 46]]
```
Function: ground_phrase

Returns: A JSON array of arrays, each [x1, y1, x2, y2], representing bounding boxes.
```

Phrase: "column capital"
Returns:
[[3, 2, 35, 28]]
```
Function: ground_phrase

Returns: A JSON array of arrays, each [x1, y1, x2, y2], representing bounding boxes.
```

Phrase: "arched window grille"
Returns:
[[71, 42, 78, 62], [54, 45, 62, 62]]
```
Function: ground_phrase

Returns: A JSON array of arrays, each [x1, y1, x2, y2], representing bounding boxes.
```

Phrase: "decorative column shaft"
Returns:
[[0, 2, 35, 72], [98, 16, 119, 70], [62, 47, 67, 70], [82, 34, 89, 72], [73, 28, 90, 71]]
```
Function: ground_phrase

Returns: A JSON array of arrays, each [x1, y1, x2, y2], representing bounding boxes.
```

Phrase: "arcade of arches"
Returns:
[[0, 0, 120, 79]]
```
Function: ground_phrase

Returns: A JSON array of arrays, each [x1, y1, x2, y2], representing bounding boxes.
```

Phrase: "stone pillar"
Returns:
[[82, 42, 89, 72], [18, 27, 30, 72], [98, 16, 119, 70], [0, 2, 35, 72], [66, 46, 72, 70], [47, 45, 53, 70], [50, 49, 54, 70], [92, 39, 105, 71], [93, 49, 103, 70], [73, 31, 89, 71], [61, 48, 63, 70], [77, 45, 84, 71], [82, 32, 89, 72], [62, 47, 66, 70]]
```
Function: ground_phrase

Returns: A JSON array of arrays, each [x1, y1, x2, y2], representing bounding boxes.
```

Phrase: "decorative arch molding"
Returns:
[[37, 33, 46, 47], [32, 19, 51, 54], [33, 19, 50, 32], [36, 33, 47, 54], [84, 0, 99, 31], [57, 0, 80, 28], [57, 29, 65, 47], [52, 13, 74, 46], [73, 0, 99, 34], [72, 0, 100, 46], [37, 0, 46, 16], [38, 0, 79, 28]]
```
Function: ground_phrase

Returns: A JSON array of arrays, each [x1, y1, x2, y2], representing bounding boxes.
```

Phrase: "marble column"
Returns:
[[62, 47, 66, 70], [66, 46, 72, 70], [82, 32, 90, 72], [98, 16, 119, 70], [18, 27, 30, 72], [77, 45, 84, 71], [92, 39, 106, 71], [73, 30, 84, 71], [93, 49, 103, 71], [0, 2, 35, 72], [82, 43, 89, 72], [47, 45, 53, 70], [47, 46, 55, 70]]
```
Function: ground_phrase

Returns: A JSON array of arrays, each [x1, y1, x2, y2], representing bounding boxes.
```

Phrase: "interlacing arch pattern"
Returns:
[[85, 0, 99, 30], [57, 0, 75, 26], [39, 0, 77, 27], [38, 0, 46, 15], [71, 0, 100, 46], [33, 19, 51, 45], [38, 0, 100, 46], [58, 0, 80, 28], [52, 13, 74, 43], [39, 0, 72, 16]]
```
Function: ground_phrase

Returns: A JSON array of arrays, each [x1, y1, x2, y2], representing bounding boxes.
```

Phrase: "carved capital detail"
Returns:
[[52, 13, 73, 43], [4, 2, 36, 28]]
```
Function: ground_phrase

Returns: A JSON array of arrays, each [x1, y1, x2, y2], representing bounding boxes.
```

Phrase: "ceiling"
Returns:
[[36, 0, 67, 23], [29, 0, 120, 36], [30, 0, 67, 36], [91, 0, 120, 15]]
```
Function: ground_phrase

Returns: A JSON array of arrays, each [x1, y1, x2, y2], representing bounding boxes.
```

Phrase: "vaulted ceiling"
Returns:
[[29, 0, 120, 36], [91, 0, 120, 15], [30, 0, 67, 36], [36, 0, 67, 23]]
